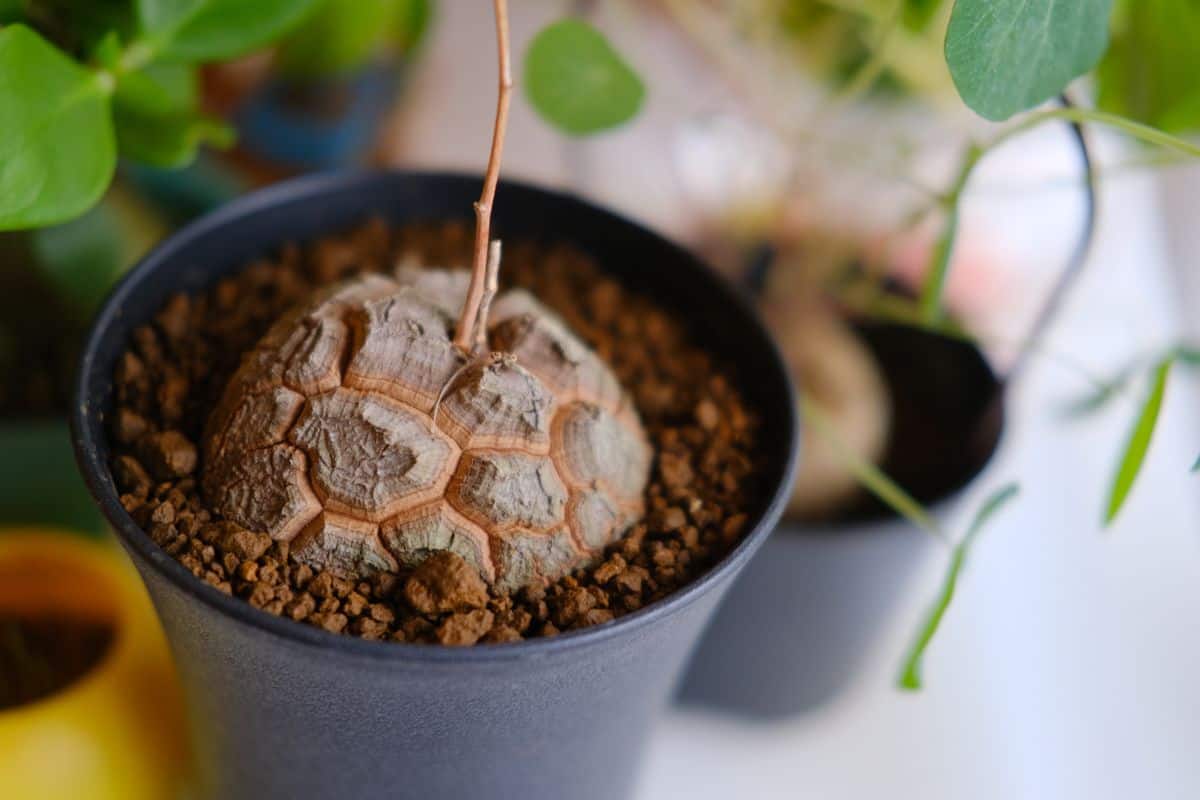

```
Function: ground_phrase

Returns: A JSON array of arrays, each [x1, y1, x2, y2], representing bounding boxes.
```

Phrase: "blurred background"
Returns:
[[2, 1, 1199, 798]]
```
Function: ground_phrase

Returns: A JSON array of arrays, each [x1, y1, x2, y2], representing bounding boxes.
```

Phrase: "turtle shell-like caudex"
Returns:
[[202, 266, 652, 594]]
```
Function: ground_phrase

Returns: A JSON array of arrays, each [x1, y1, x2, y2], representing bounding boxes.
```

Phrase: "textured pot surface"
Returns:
[[679, 323, 1003, 718], [72, 171, 799, 799]]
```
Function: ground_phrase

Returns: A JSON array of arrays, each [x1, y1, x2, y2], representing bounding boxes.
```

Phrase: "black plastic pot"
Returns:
[[678, 322, 1004, 718], [71, 171, 799, 799]]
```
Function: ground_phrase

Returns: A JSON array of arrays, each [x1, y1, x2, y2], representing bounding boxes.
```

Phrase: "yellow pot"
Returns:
[[0, 530, 190, 800]]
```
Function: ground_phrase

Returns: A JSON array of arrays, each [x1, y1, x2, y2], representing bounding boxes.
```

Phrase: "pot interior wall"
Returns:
[[823, 320, 1004, 524], [0, 543, 119, 711]]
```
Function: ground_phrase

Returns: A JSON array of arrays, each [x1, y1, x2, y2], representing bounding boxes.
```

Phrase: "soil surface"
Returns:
[[108, 220, 763, 644], [0, 615, 114, 709]]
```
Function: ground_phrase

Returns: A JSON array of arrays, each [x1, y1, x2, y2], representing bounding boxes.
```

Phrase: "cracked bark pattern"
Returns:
[[202, 267, 651, 591]]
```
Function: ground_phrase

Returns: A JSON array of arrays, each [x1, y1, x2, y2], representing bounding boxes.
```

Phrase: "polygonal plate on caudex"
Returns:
[[289, 388, 457, 522]]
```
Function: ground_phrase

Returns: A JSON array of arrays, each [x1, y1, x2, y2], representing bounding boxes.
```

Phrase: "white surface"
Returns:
[[390, 4, 1200, 798]]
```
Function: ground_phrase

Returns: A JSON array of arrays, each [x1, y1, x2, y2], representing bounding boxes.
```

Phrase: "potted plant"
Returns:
[[0, 529, 189, 799], [679, 233, 1009, 716], [656, 0, 1200, 712], [0, 3, 798, 798]]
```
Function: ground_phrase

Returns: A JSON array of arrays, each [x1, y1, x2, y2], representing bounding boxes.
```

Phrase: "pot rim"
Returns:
[[70, 168, 800, 665]]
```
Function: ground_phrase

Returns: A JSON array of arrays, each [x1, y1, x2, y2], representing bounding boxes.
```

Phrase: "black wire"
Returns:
[[742, 241, 777, 298], [1005, 92, 1099, 384]]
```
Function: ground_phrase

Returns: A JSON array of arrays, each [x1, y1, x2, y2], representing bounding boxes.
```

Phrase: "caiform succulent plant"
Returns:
[[202, 267, 651, 592], [201, 0, 650, 593]]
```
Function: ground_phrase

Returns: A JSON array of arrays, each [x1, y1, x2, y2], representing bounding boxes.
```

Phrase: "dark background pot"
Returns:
[[71, 171, 799, 799], [678, 321, 1004, 718]]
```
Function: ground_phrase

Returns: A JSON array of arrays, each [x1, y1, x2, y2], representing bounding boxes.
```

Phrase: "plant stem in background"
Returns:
[[917, 98, 1200, 323], [897, 483, 1020, 690], [799, 394, 947, 543], [839, 285, 1118, 395], [827, 0, 904, 107], [917, 179, 964, 322], [454, 0, 513, 352], [804, 390, 1022, 691]]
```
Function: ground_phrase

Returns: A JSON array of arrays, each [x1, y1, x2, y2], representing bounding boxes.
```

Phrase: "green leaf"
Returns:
[[898, 483, 1020, 691], [944, 0, 1115, 121], [276, 0, 407, 78], [30, 200, 125, 315], [1104, 359, 1172, 525], [92, 30, 124, 69], [0, 25, 116, 230], [115, 62, 197, 116], [114, 104, 233, 168], [799, 394, 944, 539], [1096, 0, 1200, 133], [111, 60, 219, 168], [1192, 452, 1200, 473], [1173, 345, 1200, 366], [1061, 366, 1135, 419], [524, 19, 645, 136], [138, 0, 323, 62]]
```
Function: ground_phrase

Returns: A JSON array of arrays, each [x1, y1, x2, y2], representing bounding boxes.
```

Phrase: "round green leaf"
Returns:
[[524, 19, 645, 136], [138, 0, 323, 62], [945, 0, 1114, 121], [0, 25, 116, 230]]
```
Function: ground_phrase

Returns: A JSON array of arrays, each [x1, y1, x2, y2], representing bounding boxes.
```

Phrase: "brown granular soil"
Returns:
[[108, 220, 761, 645]]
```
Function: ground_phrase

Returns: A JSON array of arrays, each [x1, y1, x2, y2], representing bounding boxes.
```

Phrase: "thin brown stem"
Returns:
[[474, 240, 502, 354], [454, 0, 513, 351]]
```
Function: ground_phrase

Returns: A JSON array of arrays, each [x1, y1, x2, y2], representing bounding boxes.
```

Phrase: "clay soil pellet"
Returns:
[[108, 220, 762, 645]]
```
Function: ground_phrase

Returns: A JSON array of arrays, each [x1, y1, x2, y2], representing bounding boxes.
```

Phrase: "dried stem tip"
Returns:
[[454, 0, 513, 352], [474, 240, 502, 355]]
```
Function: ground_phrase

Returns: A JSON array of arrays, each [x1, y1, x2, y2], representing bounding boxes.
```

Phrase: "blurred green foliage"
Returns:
[[276, 0, 431, 78], [0, 421, 104, 535], [0, 0, 321, 230], [1097, 0, 1200, 133]]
